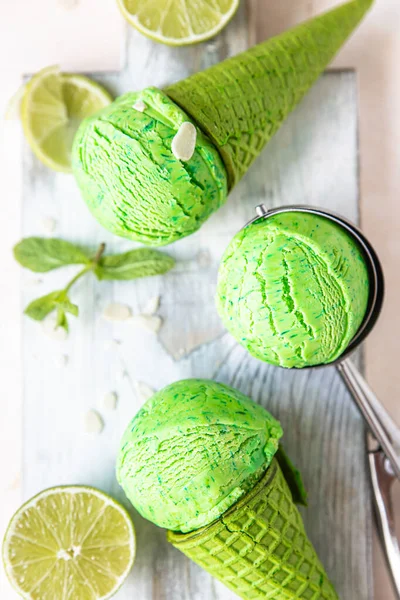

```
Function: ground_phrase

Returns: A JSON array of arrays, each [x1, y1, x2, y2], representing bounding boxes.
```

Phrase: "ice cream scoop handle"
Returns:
[[337, 359, 400, 480], [368, 444, 400, 599]]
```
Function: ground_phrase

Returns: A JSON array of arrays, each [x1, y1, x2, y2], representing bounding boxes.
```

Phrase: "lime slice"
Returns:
[[21, 66, 112, 173], [117, 0, 239, 46], [3, 486, 135, 599]]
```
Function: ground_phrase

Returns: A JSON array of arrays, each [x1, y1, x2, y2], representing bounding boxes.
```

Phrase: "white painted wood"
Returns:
[[0, 75, 24, 600], [17, 19, 372, 600], [0, 0, 124, 75]]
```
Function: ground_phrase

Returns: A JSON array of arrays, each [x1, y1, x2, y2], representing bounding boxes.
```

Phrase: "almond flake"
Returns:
[[84, 410, 104, 434], [130, 314, 162, 333], [41, 216, 57, 234], [171, 122, 197, 161], [133, 100, 146, 112], [102, 303, 132, 322], [134, 381, 156, 404], [103, 391, 118, 411], [142, 295, 160, 315]]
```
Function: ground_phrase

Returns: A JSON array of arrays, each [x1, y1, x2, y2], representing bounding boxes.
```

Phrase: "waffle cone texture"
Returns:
[[165, 0, 373, 189], [168, 460, 338, 599]]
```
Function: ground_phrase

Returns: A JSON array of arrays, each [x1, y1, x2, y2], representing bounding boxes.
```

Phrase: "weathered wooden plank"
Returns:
[[20, 19, 372, 600]]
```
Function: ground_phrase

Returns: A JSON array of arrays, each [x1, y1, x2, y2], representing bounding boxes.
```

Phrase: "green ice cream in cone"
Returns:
[[116, 379, 338, 599], [73, 0, 373, 246]]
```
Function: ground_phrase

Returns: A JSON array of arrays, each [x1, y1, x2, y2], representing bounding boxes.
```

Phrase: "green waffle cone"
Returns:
[[165, 0, 373, 189], [167, 459, 338, 600]]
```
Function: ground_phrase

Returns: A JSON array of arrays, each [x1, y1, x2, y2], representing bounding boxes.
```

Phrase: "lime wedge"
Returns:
[[117, 0, 239, 46], [3, 486, 135, 599], [21, 66, 112, 172]]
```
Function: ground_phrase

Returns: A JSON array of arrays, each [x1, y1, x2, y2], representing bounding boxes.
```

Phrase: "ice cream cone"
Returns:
[[73, 0, 373, 245], [168, 459, 338, 600], [165, 0, 373, 188]]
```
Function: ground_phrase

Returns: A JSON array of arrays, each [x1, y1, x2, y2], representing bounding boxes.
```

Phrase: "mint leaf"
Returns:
[[24, 291, 65, 321], [95, 248, 175, 281], [56, 308, 69, 332], [276, 446, 308, 506], [58, 298, 79, 317], [14, 237, 90, 273], [24, 290, 78, 323]]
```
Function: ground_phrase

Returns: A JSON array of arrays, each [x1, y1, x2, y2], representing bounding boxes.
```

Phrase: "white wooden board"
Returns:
[[19, 12, 373, 600]]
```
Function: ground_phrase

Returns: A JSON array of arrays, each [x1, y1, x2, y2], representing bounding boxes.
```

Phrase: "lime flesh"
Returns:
[[2, 486, 135, 599], [117, 0, 239, 46], [21, 66, 112, 173]]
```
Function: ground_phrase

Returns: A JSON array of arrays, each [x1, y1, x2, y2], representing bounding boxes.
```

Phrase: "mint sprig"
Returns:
[[14, 238, 175, 332], [14, 237, 90, 272], [95, 248, 175, 280]]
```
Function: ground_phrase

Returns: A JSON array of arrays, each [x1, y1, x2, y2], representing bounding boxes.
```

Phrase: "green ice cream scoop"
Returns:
[[72, 87, 227, 246], [116, 379, 282, 532], [216, 211, 370, 368]]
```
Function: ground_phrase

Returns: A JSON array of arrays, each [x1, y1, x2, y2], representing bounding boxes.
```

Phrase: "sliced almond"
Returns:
[[142, 295, 160, 315], [134, 381, 156, 404], [130, 314, 163, 333], [102, 303, 132, 322], [133, 100, 146, 112], [103, 391, 118, 411], [171, 122, 197, 161], [84, 410, 104, 434]]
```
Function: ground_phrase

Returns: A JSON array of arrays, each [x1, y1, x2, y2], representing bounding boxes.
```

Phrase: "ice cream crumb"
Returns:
[[41, 314, 68, 341], [197, 249, 211, 269], [84, 410, 104, 434], [130, 314, 163, 333], [103, 391, 118, 411], [54, 354, 69, 368], [133, 100, 147, 112], [171, 122, 197, 161], [142, 295, 160, 315], [134, 381, 155, 404], [41, 217, 56, 234], [102, 303, 132, 322]]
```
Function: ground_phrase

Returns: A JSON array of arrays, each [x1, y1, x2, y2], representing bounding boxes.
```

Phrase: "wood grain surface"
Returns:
[[20, 12, 373, 600]]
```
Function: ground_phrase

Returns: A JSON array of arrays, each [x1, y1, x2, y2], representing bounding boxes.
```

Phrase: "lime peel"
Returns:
[[117, 0, 240, 46], [20, 66, 112, 173], [3, 485, 135, 600]]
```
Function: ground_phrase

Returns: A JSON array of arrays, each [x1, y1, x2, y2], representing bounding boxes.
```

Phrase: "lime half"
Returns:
[[21, 66, 112, 172], [117, 0, 239, 46], [3, 486, 135, 599]]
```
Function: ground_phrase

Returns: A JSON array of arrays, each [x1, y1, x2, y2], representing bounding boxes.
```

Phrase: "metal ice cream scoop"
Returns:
[[246, 204, 400, 598]]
